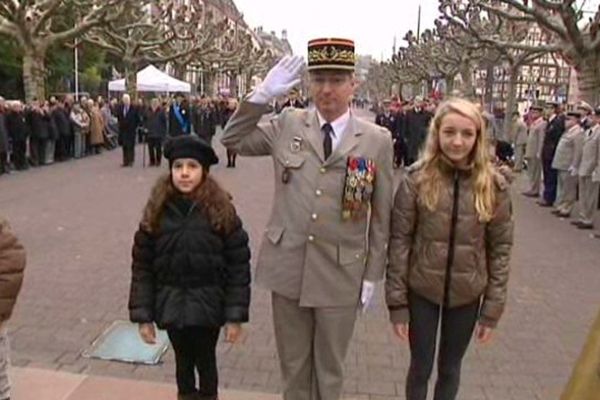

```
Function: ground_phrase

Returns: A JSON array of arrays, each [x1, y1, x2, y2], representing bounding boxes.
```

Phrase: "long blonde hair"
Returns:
[[416, 98, 496, 222]]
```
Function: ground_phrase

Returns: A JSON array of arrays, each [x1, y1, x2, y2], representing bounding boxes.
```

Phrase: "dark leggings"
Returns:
[[167, 326, 220, 397], [406, 292, 480, 400]]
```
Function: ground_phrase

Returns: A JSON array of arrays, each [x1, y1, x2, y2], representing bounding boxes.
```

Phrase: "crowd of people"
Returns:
[[0, 93, 241, 176], [518, 101, 600, 236]]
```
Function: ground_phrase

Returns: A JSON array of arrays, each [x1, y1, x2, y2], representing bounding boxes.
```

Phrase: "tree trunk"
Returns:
[[445, 74, 456, 96], [459, 64, 475, 99], [574, 54, 600, 105], [22, 51, 47, 102], [484, 62, 495, 108], [503, 66, 519, 141], [172, 63, 187, 80], [124, 64, 138, 100]]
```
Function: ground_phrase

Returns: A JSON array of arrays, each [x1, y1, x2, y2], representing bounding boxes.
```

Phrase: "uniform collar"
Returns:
[[316, 109, 351, 138]]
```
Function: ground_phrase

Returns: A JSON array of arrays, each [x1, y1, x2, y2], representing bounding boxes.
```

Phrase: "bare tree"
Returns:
[[0, 0, 129, 101], [464, 0, 600, 105], [85, 0, 227, 97], [440, 0, 553, 136]]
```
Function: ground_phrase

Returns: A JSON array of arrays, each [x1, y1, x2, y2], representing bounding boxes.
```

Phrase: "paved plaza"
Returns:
[[1, 109, 599, 400]]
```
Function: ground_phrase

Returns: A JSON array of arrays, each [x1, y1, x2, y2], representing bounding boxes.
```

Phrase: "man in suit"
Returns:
[[403, 96, 432, 165], [539, 101, 566, 206], [116, 94, 141, 167], [551, 110, 584, 218], [523, 105, 547, 197], [572, 106, 600, 229], [221, 38, 393, 400]]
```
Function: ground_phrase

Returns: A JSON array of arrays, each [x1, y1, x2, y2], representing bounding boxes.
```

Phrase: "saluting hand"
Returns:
[[255, 55, 305, 102]]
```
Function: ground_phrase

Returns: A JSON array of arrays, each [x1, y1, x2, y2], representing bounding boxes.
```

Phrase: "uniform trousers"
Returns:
[[577, 176, 600, 225], [271, 292, 357, 400], [147, 138, 163, 166], [406, 292, 479, 400], [555, 170, 578, 215], [11, 140, 27, 170], [167, 326, 220, 398], [526, 157, 542, 195], [542, 157, 558, 204], [121, 144, 135, 166]]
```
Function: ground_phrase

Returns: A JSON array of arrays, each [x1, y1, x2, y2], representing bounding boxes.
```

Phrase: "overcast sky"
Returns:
[[233, 0, 441, 60]]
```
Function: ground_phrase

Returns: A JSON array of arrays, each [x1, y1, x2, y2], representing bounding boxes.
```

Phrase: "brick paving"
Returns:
[[0, 108, 599, 399]]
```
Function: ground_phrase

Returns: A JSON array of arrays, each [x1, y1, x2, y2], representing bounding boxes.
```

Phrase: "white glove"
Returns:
[[568, 166, 578, 177], [360, 280, 375, 312], [249, 55, 305, 104], [592, 171, 600, 183]]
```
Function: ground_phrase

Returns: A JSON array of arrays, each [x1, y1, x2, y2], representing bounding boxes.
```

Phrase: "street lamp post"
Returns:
[[74, 38, 79, 101]]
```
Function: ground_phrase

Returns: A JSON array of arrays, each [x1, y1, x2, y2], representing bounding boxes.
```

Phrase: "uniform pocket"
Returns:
[[265, 226, 284, 245], [338, 245, 366, 267]]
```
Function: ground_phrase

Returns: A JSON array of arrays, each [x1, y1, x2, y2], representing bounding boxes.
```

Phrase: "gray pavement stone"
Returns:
[[1, 108, 599, 399]]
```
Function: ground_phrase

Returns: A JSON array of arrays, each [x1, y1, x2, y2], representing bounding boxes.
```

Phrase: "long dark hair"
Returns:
[[140, 173, 236, 236]]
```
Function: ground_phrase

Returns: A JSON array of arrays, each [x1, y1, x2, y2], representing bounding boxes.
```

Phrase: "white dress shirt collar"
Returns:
[[316, 109, 351, 146]]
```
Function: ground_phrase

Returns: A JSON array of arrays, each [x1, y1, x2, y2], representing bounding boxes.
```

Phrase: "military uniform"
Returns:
[[574, 121, 600, 227], [221, 39, 393, 400], [524, 116, 547, 196], [552, 115, 584, 216], [511, 117, 528, 171]]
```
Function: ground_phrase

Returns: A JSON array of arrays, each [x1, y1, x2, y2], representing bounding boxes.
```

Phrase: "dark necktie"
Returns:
[[322, 123, 333, 159]]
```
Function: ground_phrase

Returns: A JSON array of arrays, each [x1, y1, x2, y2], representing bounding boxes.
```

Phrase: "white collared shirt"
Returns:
[[316, 109, 351, 151]]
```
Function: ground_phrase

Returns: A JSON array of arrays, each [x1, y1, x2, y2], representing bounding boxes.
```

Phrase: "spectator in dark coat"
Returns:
[[144, 98, 167, 167], [168, 93, 191, 137], [26, 100, 50, 167], [116, 94, 141, 167], [129, 135, 250, 399], [0, 97, 9, 174], [540, 102, 566, 206], [5, 102, 30, 170], [51, 102, 72, 161], [192, 97, 218, 145], [403, 96, 433, 165]]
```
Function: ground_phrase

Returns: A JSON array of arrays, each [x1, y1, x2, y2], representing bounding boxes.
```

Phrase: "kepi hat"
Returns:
[[307, 38, 355, 71]]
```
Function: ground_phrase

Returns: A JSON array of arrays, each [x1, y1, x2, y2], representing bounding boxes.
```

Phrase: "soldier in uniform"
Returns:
[[221, 39, 394, 400], [539, 101, 566, 206], [571, 106, 600, 229], [551, 110, 584, 218], [510, 110, 528, 172], [523, 105, 547, 197]]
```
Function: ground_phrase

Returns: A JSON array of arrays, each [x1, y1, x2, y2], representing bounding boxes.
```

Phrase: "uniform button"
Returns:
[[308, 235, 315, 242], [320, 167, 326, 174], [311, 213, 318, 221], [315, 189, 323, 196], [285, 160, 290, 165], [355, 254, 361, 259]]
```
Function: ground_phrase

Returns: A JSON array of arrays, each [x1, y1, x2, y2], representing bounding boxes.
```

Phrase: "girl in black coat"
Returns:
[[128, 135, 251, 400]]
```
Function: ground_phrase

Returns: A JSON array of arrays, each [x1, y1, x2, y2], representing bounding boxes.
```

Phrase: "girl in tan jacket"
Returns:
[[386, 98, 513, 400]]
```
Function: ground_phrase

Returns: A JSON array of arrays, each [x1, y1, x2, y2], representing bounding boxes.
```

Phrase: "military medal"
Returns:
[[290, 136, 303, 153], [341, 156, 377, 220]]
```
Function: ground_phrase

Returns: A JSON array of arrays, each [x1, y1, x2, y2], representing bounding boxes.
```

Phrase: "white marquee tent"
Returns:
[[108, 65, 191, 93]]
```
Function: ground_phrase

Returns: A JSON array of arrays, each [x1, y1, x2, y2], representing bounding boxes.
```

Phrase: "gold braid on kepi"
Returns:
[[307, 38, 355, 71]]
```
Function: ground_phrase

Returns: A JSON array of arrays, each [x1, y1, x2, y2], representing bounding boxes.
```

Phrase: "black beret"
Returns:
[[163, 135, 218, 167]]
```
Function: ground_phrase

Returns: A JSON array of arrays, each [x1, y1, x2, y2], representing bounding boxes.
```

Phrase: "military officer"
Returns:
[[510, 110, 528, 172], [571, 106, 600, 229], [375, 99, 397, 134], [221, 38, 394, 400], [551, 110, 584, 218], [523, 105, 547, 197]]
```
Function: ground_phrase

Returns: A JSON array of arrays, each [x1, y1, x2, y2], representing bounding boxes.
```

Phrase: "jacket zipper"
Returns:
[[444, 170, 460, 307]]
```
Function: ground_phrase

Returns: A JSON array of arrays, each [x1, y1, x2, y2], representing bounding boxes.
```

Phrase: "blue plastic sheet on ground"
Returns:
[[82, 320, 169, 365]]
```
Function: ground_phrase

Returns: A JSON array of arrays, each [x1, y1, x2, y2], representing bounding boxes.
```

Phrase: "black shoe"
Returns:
[[537, 201, 553, 207], [571, 220, 583, 226], [577, 223, 594, 230], [557, 213, 570, 218]]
